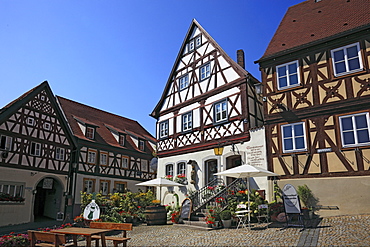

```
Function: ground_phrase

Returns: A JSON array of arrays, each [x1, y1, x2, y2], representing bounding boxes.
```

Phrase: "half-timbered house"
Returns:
[[0, 81, 76, 226], [255, 0, 370, 216], [57, 96, 156, 216], [151, 19, 264, 205]]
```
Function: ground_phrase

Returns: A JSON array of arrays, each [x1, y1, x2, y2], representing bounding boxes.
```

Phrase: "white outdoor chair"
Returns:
[[235, 204, 249, 229], [256, 204, 269, 226]]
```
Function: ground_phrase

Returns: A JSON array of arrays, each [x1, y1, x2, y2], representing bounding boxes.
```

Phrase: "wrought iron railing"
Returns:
[[189, 178, 248, 213]]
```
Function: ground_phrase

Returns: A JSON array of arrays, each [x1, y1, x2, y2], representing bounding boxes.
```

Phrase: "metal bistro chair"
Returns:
[[256, 204, 269, 226], [235, 204, 249, 229]]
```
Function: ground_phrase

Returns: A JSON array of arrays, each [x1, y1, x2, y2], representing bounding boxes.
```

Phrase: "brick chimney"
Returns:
[[237, 49, 245, 69]]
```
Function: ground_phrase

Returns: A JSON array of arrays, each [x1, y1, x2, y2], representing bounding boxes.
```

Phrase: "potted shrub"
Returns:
[[297, 184, 319, 219], [220, 210, 232, 228]]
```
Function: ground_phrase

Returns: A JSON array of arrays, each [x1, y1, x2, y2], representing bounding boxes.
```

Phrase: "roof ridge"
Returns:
[[56, 96, 138, 124]]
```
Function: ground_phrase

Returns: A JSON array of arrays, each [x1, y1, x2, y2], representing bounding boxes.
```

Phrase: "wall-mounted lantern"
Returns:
[[213, 146, 224, 156]]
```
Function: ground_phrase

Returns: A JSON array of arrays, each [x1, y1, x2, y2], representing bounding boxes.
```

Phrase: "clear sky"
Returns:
[[0, 0, 303, 136]]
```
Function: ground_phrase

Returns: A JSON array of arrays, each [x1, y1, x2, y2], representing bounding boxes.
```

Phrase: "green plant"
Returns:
[[220, 210, 232, 220], [297, 184, 318, 209]]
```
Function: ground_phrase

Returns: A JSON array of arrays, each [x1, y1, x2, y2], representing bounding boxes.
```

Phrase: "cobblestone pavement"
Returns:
[[121, 214, 370, 246], [1, 214, 369, 246]]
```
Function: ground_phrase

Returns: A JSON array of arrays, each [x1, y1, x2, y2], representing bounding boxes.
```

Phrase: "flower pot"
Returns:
[[222, 219, 232, 228]]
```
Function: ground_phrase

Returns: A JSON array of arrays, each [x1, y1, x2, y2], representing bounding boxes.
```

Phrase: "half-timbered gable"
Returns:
[[0, 81, 76, 226], [256, 0, 370, 216], [152, 19, 263, 156], [57, 96, 156, 205], [151, 19, 264, 205]]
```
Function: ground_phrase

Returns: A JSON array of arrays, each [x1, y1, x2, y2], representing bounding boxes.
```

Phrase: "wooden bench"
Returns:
[[89, 222, 132, 247], [28, 230, 72, 247]]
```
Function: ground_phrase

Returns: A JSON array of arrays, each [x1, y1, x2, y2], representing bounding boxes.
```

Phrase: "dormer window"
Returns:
[[119, 134, 125, 146], [139, 140, 145, 151], [86, 126, 95, 139]]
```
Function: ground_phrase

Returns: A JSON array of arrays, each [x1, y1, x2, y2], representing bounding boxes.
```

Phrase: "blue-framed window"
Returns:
[[331, 42, 363, 77], [182, 111, 192, 132], [214, 99, 228, 124], [276, 60, 300, 90], [281, 122, 307, 153], [179, 74, 189, 90], [159, 120, 169, 139], [339, 113, 370, 147], [200, 63, 211, 81]]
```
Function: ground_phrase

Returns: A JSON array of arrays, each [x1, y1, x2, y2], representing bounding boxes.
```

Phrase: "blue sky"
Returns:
[[0, 0, 303, 136]]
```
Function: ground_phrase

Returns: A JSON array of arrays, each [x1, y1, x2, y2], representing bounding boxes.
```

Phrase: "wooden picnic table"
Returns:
[[51, 227, 112, 247]]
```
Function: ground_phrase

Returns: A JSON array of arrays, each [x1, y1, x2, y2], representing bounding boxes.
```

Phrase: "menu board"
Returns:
[[180, 198, 192, 219]]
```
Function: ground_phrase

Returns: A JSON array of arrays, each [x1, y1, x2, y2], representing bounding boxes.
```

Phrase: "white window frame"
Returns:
[[83, 179, 95, 194], [179, 74, 189, 90], [177, 162, 186, 176], [0, 182, 24, 198], [331, 42, 363, 77], [27, 117, 35, 126], [100, 152, 108, 166], [200, 63, 211, 81], [276, 60, 300, 90], [86, 127, 95, 139], [87, 150, 96, 164], [182, 112, 192, 132], [119, 134, 125, 146], [99, 180, 110, 196], [195, 35, 202, 47], [55, 147, 65, 160], [281, 122, 307, 153], [30, 142, 41, 156], [339, 112, 370, 147], [214, 99, 228, 123], [121, 156, 129, 169], [165, 164, 174, 177], [189, 40, 195, 52], [0, 135, 12, 151], [43, 122, 51, 130], [159, 120, 169, 139], [139, 140, 145, 151]]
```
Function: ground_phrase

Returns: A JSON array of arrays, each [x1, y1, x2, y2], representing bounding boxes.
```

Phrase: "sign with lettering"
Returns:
[[246, 145, 264, 166], [282, 184, 301, 214], [180, 198, 192, 219]]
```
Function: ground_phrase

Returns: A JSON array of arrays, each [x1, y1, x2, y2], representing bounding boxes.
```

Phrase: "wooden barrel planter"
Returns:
[[145, 205, 167, 225]]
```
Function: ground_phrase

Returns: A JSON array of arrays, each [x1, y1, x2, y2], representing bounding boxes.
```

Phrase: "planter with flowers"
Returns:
[[164, 175, 173, 181], [0, 192, 25, 204], [174, 174, 187, 185]]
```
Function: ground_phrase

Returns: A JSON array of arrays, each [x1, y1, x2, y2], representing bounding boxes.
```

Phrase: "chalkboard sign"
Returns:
[[180, 198, 192, 219]]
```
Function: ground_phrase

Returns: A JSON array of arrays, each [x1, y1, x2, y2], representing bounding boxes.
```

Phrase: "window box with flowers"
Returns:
[[164, 175, 173, 181], [174, 174, 187, 185], [0, 192, 25, 204]]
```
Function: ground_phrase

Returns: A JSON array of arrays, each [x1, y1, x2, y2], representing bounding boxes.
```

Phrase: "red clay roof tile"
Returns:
[[260, 0, 370, 60]]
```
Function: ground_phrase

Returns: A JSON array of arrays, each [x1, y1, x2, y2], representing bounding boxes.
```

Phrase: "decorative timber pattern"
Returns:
[[0, 82, 73, 174], [257, 0, 370, 179], [152, 20, 263, 156]]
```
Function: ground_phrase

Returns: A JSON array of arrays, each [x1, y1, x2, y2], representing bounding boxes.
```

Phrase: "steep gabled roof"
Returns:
[[150, 19, 253, 119], [257, 0, 370, 62], [0, 81, 77, 147], [57, 96, 156, 151]]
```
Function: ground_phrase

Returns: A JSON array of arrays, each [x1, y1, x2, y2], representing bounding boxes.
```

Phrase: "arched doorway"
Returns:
[[225, 155, 242, 185], [34, 177, 63, 220]]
